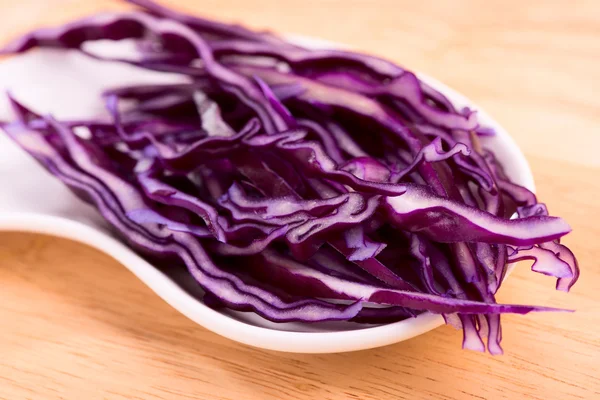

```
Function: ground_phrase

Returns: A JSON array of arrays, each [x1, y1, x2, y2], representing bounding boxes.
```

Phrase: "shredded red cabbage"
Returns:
[[0, 0, 579, 354]]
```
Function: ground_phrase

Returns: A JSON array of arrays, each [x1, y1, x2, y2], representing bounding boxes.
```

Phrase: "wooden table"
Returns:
[[1, 1, 599, 399]]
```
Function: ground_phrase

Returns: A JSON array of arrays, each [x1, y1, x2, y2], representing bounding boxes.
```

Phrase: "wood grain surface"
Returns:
[[1, 1, 599, 399]]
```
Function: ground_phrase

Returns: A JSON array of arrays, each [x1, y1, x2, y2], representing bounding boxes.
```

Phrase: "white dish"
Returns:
[[0, 36, 535, 353]]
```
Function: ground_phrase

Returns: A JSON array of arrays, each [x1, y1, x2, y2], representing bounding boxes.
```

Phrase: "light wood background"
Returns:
[[1, 1, 599, 399]]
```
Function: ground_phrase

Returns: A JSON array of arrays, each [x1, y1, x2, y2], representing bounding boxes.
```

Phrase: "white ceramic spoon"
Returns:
[[0, 38, 535, 353]]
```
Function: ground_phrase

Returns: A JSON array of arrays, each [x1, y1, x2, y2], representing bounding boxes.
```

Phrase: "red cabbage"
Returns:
[[0, 0, 579, 353]]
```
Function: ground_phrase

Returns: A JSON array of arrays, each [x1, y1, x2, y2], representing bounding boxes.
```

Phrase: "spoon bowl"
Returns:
[[0, 37, 535, 353]]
